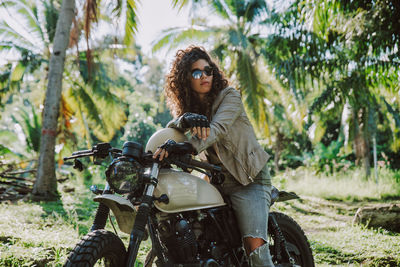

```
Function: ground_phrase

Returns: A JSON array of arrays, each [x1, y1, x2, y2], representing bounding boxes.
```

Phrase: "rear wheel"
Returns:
[[269, 212, 314, 267], [64, 230, 126, 267]]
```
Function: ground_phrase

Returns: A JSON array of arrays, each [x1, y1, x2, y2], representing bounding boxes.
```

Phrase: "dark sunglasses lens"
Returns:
[[204, 66, 213, 76], [192, 70, 203, 79]]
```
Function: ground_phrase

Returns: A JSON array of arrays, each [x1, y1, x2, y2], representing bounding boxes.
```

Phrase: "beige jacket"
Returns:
[[167, 86, 270, 185]]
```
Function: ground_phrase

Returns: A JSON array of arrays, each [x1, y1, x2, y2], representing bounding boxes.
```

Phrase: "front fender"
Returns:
[[94, 194, 136, 234]]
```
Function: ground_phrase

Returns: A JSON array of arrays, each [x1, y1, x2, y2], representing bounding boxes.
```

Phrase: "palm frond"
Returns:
[[69, 82, 104, 127], [91, 97, 127, 141], [0, 0, 45, 50], [243, 0, 269, 23], [171, 0, 190, 10], [123, 0, 139, 46], [227, 28, 247, 48], [0, 24, 41, 53], [235, 50, 269, 137], [210, 43, 229, 62], [381, 97, 400, 137], [21, 104, 42, 153], [210, 0, 236, 22], [43, 0, 58, 43], [9, 62, 26, 90], [307, 119, 327, 144], [152, 25, 213, 53]]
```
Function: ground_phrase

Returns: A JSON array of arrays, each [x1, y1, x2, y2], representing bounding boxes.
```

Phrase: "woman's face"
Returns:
[[190, 59, 213, 101]]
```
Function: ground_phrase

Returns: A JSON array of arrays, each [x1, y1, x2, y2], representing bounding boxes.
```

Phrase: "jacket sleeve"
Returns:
[[189, 88, 243, 154]]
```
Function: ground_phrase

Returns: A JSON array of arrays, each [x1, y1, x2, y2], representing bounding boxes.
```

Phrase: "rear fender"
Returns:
[[271, 186, 300, 204], [94, 194, 136, 234]]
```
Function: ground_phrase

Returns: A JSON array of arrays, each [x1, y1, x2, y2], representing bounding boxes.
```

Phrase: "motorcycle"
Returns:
[[64, 128, 314, 267]]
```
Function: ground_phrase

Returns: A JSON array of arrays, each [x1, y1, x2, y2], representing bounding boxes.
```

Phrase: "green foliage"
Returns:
[[123, 0, 139, 46], [0, 144, 12, 156], [13, 103, 42, 154], [304, 140, 353, 174], [260, 0, 400, 175], [121, 92, 161, 146], [123, 120, 157, 147]]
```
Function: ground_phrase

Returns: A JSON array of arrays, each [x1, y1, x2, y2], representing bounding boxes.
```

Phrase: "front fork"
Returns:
[[125, 162, 160, 267], [90, 184, 111, 231]]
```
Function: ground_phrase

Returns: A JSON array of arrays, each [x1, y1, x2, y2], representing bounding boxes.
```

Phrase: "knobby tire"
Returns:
[[64, 229, 126, 267]]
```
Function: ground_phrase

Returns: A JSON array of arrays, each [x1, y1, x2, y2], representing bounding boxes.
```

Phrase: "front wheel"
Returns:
[[269, 212, 314, 267], [64, 229, 126, 267]]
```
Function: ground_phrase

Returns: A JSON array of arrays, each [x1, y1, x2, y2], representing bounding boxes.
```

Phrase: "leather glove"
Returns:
[[159, 140, 194, 154], [154, 139, 195, 161], [180, 112, 210, 129]]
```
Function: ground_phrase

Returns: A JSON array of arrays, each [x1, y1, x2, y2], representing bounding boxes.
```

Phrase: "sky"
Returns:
[[135, 0, 192, 64], [134, 0, 224, 65], [135, 0, 190, 55]]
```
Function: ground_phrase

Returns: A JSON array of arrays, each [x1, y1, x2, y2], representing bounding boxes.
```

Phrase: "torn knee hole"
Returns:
[[244, 236, 267, 254]]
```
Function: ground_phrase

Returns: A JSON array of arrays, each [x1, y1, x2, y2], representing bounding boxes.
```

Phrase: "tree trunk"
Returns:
[[353, 204, 400, 232], [274, 130, 283, 173], [32, 0, 75, 201], [353, 108, 371, 178]]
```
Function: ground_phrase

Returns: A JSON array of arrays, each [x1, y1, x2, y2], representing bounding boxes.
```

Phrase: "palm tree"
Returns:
[[0, 0, 56, 110], [307, 0, 400, 177], [263, 0, 400, 177], [32, 0, 75, 200], [262, 71, 309, 172], [32, 0, 194, 200], [0, 0, 141, 199]]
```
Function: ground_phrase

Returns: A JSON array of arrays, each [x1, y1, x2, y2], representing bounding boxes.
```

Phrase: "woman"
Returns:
[[153, 46, 274, 267]]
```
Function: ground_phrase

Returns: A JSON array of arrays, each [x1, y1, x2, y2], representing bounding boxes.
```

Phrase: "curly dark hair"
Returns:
[[165, 46, 229, 119]]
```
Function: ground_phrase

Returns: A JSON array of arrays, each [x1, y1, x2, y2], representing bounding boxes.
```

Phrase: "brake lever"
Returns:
[[73, 159, 85, 171], [92, 143, 112, 158]]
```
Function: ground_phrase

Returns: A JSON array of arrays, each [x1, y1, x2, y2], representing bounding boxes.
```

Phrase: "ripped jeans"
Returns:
[[221, 167, 274, 267]]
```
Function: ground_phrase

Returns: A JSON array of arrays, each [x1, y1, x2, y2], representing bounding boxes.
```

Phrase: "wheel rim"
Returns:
[[281, 230, 304, 265], [94, 258, 111, 267], [285, 241, 302, 263], [94, 253, 118, 267], [269, 231, 304, 265]]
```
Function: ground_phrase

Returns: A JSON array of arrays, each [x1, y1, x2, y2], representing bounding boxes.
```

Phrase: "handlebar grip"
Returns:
[[63, 152, 94, 161], [72, 149, 93, 155]]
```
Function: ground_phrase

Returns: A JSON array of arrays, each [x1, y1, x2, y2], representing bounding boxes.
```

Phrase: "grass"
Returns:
[[272, 167, 400, 266], [273, 197, 400, 266], [0, 166, 399, 266], [273, 167, 400, 201]]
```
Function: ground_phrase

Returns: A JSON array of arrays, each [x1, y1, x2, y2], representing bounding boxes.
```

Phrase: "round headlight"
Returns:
[[106, 157, 142, 194]]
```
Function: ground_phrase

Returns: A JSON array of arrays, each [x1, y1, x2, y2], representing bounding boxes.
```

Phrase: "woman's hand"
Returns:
[[153, 140, 194, 161], [181, 112, 210, 140]]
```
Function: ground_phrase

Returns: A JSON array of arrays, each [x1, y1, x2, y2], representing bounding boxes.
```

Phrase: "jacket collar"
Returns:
[[211, 86, 236, 115]]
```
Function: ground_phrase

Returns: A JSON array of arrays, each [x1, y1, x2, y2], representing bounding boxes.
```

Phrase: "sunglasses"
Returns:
[[191, 66, 213, 79]]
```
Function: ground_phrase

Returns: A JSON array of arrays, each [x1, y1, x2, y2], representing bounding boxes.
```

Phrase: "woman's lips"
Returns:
[[201, 81, 210, 85]]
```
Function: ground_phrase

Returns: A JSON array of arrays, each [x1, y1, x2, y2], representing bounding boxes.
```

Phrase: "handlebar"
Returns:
[[64, 143, 221, 173], [64, 143, 121, 161]]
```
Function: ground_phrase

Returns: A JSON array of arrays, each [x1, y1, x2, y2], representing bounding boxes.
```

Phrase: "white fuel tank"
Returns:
[[153, 169, 226, 213]]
